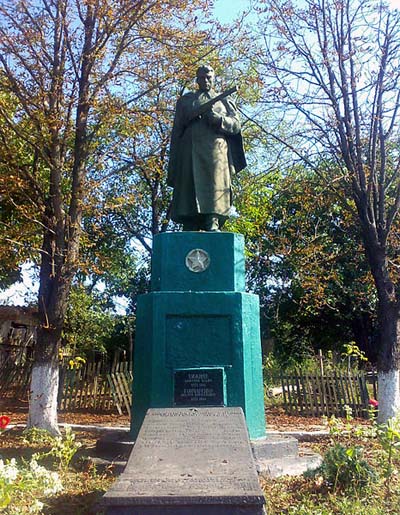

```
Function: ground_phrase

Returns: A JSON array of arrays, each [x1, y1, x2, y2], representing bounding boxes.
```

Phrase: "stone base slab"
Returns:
[[103, 504, 266, 514], [256, 453, 323, 478], [100, 408, 265, 515]]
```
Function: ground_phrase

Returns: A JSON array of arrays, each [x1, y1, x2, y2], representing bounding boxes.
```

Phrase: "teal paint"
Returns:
[[151, 231, 245, 292], [131, 232, 266, 440]]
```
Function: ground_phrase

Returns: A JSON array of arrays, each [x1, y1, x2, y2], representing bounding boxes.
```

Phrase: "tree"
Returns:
[[0, 91, 41, 289], [255, 0, 400, 420], [230, 166, 377, 365], [0, 0, 223, 433], [63, 284, 128, 358]]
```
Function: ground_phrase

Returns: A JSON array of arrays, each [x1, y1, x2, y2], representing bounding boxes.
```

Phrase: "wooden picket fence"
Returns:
[[0, 356, 33, 400], [58, 359, 133, 415], [274, 369, 372, 418], [0, 357, 133, 415], [1, 355, 376, 419]]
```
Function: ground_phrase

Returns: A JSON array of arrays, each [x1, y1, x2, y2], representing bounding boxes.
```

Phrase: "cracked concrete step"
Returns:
[[255, 452, 323, 478]]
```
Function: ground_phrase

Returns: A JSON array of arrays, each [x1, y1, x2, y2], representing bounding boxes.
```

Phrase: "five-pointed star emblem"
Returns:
[[185, 249, 210, 273]]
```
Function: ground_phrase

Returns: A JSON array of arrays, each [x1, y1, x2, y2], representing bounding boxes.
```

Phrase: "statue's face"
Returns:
[[196, 70, 214, 92]]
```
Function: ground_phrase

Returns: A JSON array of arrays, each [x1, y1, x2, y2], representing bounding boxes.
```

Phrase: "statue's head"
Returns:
[[196, 64, 215, 92]]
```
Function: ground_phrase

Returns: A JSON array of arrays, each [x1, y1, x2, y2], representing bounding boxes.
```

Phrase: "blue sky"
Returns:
[[212, 0, 400, 32], [214, 0, 400, 18], [213, 0, 252, 23]]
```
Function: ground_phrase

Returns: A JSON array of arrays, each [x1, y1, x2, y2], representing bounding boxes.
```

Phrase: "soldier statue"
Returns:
[[167, 65, 246, 231]]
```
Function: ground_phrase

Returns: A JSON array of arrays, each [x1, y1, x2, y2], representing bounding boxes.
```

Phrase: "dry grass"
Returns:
[[1, 401, 399, 515]]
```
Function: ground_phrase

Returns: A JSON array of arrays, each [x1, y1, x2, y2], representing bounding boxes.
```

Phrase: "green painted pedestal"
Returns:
[[131, 232, 266, 440]]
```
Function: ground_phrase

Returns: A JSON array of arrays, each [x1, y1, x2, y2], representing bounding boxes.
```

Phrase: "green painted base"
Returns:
[[131, 291, 266, 440], [151, 231, 245, 292]]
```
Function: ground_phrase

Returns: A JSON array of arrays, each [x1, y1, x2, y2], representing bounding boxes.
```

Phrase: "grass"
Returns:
[[0, 428, 116, 514], [263, 474, 400, 515], [262, 431, 400, 515], [1, 417, 400, 515]]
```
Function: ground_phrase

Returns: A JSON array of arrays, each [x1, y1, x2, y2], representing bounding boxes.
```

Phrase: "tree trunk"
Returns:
[[361, 229, 400, 422], [27, 220, 71, 434], [28, 324, 63, 435], [377, 301, 400, 423], [28, 362, 60, 435], [351, 235, 400, 422], [378, 370, 400, 423]]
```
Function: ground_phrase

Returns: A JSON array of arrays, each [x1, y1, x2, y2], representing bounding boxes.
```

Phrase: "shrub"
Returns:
[[32, 425, 82, 470], [376, 415, 400, 491], [308, 443, 377, 492]]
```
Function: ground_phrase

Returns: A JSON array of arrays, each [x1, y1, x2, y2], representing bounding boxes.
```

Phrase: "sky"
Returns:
[[213, 0, 252, 23], [390, 0, 400, 6], [214, 0, 400, 20], [2, 0, 400, 306]]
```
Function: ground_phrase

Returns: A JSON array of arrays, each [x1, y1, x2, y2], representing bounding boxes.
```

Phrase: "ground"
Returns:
[[0, 397, 130, 428], [2, 398, 397, 515], [0, 398, 327, 515], [0, 397, 354, 431]]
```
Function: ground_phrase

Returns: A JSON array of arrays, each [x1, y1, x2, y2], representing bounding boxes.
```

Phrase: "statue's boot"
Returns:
[[182, 220, 200, 231]]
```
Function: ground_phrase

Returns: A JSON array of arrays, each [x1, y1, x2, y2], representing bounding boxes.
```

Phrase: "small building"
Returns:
[[0, 305, 38, 366]]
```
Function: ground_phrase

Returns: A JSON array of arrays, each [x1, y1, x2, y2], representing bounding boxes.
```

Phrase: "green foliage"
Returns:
[[320, 411, 400, 495], [263, 355, 281, 402], [269, 322, 315, 369], [63, 284, 127, 356], [0, 93, 42, 287], [22, 427, 55, 447], [1, 429, 117, 514], [32, 426, 82, 471], [230, 165, 377, 366], [376, 416, 400, 490], [281, 498, 385, 515], [23, 426, 82, 471], [324, 404, 379, 444], [342, 342, 368, 362], [263, 354, 281, 380], [0, 457, 62, 511], [263, 345, 368, 389], [262, 352, 326, 387], [80, 206, 152, 299], [308, 443, 377, 492]]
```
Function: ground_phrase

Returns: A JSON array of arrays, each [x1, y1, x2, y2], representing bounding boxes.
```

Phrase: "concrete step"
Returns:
[[94, 428, 323, 480], [255, 452, 322, 478]]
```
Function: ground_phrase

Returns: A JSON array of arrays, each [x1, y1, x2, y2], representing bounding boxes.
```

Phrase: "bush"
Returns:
[[308, 443, 377, 492], [29, 425, 82, 470]]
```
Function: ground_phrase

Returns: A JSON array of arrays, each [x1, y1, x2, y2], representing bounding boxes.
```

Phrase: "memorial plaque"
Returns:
[[174, 368, 224, 407], [101, 407, 265, 514]]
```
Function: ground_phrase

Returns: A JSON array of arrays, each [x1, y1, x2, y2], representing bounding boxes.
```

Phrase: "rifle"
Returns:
[[181, 85, 237, 134]]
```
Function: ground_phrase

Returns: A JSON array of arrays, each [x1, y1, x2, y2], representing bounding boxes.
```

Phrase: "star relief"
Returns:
[[185, 249, 210, 273]]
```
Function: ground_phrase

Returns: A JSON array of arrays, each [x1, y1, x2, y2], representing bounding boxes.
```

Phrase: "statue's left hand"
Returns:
[[205, 109, 222, 129]]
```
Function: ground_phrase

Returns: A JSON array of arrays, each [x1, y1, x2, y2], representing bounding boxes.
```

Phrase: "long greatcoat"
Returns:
[[167, 89, 246, 223]]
